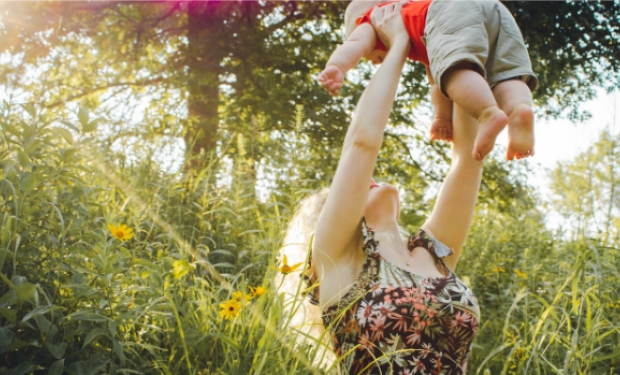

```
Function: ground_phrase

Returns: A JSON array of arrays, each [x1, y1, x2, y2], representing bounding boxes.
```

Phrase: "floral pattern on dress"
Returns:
[[306, 219, 480, 374]]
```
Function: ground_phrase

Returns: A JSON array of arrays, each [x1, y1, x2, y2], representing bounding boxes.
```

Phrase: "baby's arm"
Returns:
[[318, 23, 377, 96], [427, 66, 454, 141]]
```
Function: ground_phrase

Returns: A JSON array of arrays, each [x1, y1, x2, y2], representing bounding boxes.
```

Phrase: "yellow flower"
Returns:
[[232, 291, 252, 303], [219, 299, 241, 320], [491, 266, 506, 273], [273, 254, 303, 275], [108, 223, 134, 241], [250, 286, 266, 298], [514, 269, 528, 279]]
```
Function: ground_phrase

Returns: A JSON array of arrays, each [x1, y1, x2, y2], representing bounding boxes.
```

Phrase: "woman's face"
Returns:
[[365, 178, 400, 221]]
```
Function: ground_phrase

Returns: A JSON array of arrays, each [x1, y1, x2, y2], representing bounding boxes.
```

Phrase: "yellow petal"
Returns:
[[290, 262, 303, 271]]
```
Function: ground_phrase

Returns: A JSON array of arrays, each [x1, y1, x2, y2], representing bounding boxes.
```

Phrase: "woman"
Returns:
[[278, 4, 482, 373]]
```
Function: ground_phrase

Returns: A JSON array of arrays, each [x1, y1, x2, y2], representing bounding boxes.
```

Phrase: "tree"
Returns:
[[0, 1, 350, 168], [0, 1, 617, 168], [550, 129, 620, 246]]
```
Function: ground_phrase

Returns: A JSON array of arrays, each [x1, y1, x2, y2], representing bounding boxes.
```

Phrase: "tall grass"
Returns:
[[0, 103, 618, 374]]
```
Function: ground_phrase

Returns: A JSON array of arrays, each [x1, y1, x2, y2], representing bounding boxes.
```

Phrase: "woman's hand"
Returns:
[[369, 1, 410, 49]]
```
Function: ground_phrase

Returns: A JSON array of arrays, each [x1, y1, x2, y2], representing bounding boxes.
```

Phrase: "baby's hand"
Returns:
[[318, 65, 345, 96], [430, 117, 453, 142]]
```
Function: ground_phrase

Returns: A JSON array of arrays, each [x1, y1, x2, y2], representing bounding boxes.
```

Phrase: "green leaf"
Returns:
[[0, 291, 15, 305], [20, 172, 40, 195], [108, 319, 117, 338], [82, 327, 108, 348], [11, 276, 28, 286], [59, 120, 80, 132], [0, 308, 16, 324], [0, 327, 15, 354], [24, 141, 41, 155], [82, 118, 100, 133], [34, 315, 56, 335], [22, 305, 63, 323], [0, 272, 15, 289], [7, 338, 33, 350], [6, 362, 34, 375], [14, 283, 36, 302], [85, 356, 109, 375], [61, 148, 78, 161], [113, 340, 125, 365], [0, 121, 21, 137], [172, 259, 192, 279], [68, 362, 86, 375], [48, 359, 64, 375], [67, 311, 108, 322], [21, 104, 36, 117], [17, 150, 30, 167], [45, 342, 67, 359], [78, 107, 89, 128], [55, 127, 74, 144]]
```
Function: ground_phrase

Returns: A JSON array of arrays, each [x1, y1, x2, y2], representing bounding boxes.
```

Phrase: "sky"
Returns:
[[495, 89, 619, 229]]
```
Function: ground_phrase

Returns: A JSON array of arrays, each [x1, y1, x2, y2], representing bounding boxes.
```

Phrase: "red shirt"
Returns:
[[356, 0, 432, 66]]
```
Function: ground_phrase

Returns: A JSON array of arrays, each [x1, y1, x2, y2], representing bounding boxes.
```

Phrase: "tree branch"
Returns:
[[45, 77, 164, 108], [384, 132, 443, 182]]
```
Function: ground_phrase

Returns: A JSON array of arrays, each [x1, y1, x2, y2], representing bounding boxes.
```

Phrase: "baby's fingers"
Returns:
[[318, 76, 331, 87]]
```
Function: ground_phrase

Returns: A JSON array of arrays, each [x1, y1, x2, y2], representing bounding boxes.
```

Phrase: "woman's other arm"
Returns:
[[422, 104, 483, 271]]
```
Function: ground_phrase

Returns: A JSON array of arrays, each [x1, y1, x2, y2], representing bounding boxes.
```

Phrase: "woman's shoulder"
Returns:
[[408, 227, 455, 259]]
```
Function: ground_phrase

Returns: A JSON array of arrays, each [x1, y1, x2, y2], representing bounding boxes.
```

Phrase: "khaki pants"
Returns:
[[424, 0, 538, 97]]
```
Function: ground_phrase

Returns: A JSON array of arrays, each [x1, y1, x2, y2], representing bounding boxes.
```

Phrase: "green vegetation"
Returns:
[[1, 103, 619, 374], [0, 1, 618, 374]]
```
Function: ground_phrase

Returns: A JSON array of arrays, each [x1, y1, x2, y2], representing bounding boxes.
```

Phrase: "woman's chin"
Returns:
[[366, 186, 400, 221]]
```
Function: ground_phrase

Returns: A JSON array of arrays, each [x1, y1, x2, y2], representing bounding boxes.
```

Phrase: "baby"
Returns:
[[318, 0, 538, 160]]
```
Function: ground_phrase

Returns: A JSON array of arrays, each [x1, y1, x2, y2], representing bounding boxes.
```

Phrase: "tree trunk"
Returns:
[[185, 1, 229, 168]]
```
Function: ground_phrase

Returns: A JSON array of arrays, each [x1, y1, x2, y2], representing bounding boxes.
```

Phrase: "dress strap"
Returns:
[[408, 229, 454, 274]]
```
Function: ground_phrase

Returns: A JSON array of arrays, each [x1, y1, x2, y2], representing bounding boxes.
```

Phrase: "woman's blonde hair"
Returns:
[[275, 187, 409, 371], [274, 188, 338, 370]]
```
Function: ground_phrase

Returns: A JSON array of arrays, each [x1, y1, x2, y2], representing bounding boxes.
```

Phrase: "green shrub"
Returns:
[[0, 103, 618, 374]]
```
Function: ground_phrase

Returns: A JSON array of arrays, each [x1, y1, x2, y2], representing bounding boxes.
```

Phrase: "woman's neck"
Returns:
[[366, 215, 400, 236]]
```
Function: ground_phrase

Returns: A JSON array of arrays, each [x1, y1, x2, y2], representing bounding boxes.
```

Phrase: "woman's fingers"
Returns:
[[369, 1, 408, 48], [369, 5, 385, 29]]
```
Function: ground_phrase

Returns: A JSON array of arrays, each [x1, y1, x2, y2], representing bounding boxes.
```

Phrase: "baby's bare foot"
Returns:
[[473, 107, 508, 160], [506, 103, 534, 161], [430, 117, 453, 142]]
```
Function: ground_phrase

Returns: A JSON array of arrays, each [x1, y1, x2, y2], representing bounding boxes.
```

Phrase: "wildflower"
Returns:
[[491, 266, 505, 273], [219, 299, 241, 320], [273, 254, 303, 275], [232, 291, 252, 303], [514, 269, 528, 279], [250, 286, 266, 298], [108, 223, 134, 241]]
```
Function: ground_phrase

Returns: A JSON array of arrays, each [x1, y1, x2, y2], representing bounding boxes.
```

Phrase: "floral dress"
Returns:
[[306, 219, 480, 374]]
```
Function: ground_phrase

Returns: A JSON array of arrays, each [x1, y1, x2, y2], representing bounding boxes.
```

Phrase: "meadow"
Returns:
[[0, 101, 618, 375]]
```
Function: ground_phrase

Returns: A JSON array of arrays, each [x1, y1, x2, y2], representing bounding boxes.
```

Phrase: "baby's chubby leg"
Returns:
[[443, 63, 508, 160], [492, 79, 534, 160], [429, 84, 453, 142], [427, 66, 453, 142]]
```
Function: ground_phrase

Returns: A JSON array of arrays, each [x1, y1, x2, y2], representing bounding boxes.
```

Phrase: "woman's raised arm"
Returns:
[[422, 105, 483, 271], [313, 2, 410, 267]]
